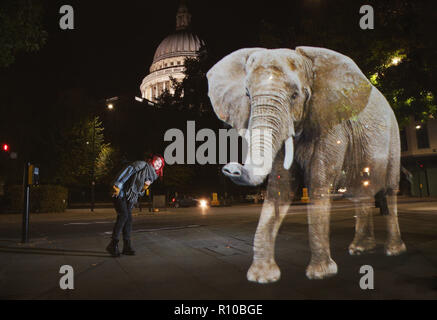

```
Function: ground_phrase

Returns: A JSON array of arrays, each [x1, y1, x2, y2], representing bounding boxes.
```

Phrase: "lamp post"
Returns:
[[90, 100, 118, 211], [91, 118, 96, 212]]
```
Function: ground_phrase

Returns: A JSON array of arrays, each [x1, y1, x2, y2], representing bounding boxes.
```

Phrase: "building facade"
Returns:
[[139, 2, 205, 102], [401, 117, 437, 196]]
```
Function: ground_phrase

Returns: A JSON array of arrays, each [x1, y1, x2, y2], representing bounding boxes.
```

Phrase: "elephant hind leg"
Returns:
[[384, 134, 406, 256], [385, 192, 406, 256], [349, 198, 376, 255]]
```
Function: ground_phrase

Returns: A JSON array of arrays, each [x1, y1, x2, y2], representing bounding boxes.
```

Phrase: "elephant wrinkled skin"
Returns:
[[207, 47, 406, 282]]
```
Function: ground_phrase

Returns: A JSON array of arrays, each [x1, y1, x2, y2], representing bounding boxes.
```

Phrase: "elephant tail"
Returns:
[[374, 190, 389, 216]]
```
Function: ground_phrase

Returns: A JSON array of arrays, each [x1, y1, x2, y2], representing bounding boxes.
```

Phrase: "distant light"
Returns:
[[415, 125, 421, 130], [107, 104, 114, 110], [106, 96, 119, 102], [199, 199, 208, 209], [363, 180, 370, 187], [391, 57, 402, 66], [135, 96, 144, 102], [363, 167, 370, 173], [336, 140, 342, 144], [338, 187, 347, 193], [86, 141, 90, 145], [2, 144, 9, 151]]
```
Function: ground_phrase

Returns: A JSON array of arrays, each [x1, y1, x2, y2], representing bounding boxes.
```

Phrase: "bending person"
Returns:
[[106, 154, 164, 257]]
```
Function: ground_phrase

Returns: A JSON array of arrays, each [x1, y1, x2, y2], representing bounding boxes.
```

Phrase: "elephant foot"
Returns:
[[348, 237, 376, 255], [247, 259, 281, 284], [305, 258, 338, 280], [385, 240, 406, 256]]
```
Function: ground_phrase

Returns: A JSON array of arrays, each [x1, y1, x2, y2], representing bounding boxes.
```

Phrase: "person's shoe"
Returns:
[[106, 239, 120, 257], [122, 239, 136, 255]]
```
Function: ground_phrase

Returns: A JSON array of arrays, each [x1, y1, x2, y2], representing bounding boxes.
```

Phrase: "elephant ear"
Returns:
[[296, 46, 372, 129], [207, 48, 265, 131]]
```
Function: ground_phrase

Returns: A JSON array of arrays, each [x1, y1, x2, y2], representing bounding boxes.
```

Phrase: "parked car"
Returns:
[[244, 193, 264, 203], [169, 196, 209, 208]]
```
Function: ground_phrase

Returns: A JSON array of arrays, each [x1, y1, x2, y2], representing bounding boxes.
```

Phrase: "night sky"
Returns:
[[1, 0, 341, 105], [1, 0, 436, 193]]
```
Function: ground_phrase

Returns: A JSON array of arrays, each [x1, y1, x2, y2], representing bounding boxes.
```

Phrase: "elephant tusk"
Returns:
[[283, 137, 294, 170]]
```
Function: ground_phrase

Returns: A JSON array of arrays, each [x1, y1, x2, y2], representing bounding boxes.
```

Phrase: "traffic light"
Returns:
[[2, 144, 9, 152]]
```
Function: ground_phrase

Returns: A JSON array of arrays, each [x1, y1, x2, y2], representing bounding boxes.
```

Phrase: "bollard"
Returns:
[[301, 187, 310, 203]]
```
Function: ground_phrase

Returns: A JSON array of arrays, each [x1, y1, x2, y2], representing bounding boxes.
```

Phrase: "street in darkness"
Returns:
[[0, 199, 436, 299]]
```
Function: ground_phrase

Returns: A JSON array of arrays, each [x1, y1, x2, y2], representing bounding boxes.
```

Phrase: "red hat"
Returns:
[[148, 154, 165, 177]]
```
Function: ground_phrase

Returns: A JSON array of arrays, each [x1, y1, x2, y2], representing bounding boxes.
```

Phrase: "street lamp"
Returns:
[[107, 103, 114, 110], [91, 117, 96, 212], [391, 57, 402, 66], [134, 96, 156, 107]]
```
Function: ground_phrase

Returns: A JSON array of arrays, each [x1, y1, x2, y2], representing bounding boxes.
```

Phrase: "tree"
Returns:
[[54, 116, 107, 187], [0, 0, 47, 67], [156, 45, 213, 114], [162, 164, 197, 190], [95, 144, 122, 185], [179, 46, 213, 114], [257, 0, 437, 126]]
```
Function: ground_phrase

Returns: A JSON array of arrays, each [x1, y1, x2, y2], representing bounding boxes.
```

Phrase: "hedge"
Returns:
[[3, 185, 68, 213]]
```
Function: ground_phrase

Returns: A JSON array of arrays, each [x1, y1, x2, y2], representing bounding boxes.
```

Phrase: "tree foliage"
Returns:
[[55, 116, 101, 186], [0, 0, 47, 67], [162, 164, 197, 190], [257, 0, 437, 126], [54, 116, 115, 187], [156, 45, 213, 114]]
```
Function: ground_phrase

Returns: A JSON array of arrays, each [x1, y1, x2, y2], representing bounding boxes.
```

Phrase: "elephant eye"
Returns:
[[291, 92, 299, 100]]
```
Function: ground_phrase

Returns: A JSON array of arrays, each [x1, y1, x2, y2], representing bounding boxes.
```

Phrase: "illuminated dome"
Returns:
[[152, 31, 204, 63], [140, 2, 205, 102]]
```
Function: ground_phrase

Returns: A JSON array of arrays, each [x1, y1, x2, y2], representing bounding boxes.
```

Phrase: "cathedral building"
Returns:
[[139, 2, 205, 102]]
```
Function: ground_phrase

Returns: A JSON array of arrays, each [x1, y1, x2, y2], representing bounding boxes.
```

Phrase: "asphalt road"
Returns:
[[0, 201, 436, 299]]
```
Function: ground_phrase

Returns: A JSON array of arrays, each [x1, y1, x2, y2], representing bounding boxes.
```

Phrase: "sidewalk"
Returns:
[[0, 203, 436, 299], [1, 198, 436, 223]]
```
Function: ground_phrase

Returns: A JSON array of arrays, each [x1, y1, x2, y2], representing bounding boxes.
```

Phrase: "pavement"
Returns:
[[0, 199, 436, 300]]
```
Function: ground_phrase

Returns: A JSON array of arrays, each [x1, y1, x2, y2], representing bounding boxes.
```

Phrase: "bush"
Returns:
[[3, 185, 68, 213]]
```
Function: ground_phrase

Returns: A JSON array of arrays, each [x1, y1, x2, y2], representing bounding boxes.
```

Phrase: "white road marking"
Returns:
[[64, 221, 112, 226]]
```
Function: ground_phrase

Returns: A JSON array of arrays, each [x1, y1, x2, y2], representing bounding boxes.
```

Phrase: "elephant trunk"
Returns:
[[223, 94, 294, 186]]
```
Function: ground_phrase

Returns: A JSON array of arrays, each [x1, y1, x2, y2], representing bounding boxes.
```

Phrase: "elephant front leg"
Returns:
[[247, 200, 288, 283], [349, 199, 376, 255], [306, 196, 337, 279]]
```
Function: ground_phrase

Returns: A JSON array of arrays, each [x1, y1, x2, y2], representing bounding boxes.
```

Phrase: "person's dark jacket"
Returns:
[[112, 161, 158, 204]]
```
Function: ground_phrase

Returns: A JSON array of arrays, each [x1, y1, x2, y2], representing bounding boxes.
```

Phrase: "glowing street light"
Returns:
[[387, 53, 406, 68], [199, 199, 208, 209], [415, 124, 422, 130], [391, 57, 402, 66], [107, 103, 114, 110]]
